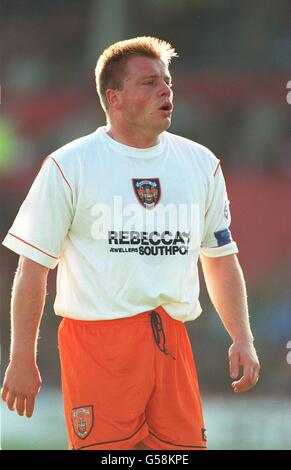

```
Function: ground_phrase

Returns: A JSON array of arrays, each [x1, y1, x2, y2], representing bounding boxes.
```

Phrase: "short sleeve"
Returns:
[[2, 156, 74, 268], [200, 162, 239, 258]]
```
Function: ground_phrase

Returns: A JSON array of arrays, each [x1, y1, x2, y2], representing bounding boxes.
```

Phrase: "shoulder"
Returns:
[[40, 130, 101, 185], [38, 131, 100, 193], [49, 131, 98, 167], [164, 131, 220, 174]]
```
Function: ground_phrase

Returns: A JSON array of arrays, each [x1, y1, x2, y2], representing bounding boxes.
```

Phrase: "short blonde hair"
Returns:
[[95, 36, 177, 111]]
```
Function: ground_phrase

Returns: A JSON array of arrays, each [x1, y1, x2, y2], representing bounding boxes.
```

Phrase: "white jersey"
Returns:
[[2, 127, 238, 322]]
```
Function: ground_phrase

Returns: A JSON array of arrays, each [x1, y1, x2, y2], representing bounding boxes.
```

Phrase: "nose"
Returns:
[[158, 81, 172, 98]]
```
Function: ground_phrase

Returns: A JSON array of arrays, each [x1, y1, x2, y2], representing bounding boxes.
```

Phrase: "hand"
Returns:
[[1, 359, 42, 418], [228, 341, 260, 393]]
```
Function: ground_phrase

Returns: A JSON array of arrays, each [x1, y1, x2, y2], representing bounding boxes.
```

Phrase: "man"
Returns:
[[1, 36, 260, 451]]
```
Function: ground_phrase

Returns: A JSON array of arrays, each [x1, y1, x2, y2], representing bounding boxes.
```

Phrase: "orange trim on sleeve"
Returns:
[[205, 160, 221, 217], [8, 233, 59, 260], [214, 160, 221, 177], [49, 157, 73, 194]]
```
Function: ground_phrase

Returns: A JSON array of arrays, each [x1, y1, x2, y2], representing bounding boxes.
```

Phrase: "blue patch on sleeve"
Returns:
[[214, 229, 232, 247]]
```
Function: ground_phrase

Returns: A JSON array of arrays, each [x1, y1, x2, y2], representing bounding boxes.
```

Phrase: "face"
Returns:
[[109, 56, 174, 135]]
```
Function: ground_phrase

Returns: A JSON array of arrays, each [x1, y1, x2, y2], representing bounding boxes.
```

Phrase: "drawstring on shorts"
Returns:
[[149, 310, 176, 360]]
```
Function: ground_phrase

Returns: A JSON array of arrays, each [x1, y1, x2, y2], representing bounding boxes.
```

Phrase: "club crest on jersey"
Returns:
[[71, 405, 93, 440], [132, 178, 161, 209]]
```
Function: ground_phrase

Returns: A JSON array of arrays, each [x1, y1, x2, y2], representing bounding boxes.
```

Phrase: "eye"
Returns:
[[143, 80, 154, 85]]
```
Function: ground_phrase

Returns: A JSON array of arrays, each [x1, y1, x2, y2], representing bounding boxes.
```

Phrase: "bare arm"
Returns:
[[1, 255, 49, 417], [200, 253, 260, 393]]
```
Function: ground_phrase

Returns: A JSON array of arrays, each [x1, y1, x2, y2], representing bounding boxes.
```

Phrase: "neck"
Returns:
[[105, 122, 161, 148]]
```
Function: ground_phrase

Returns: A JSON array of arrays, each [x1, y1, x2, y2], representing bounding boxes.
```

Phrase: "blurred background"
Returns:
[[1, 0, 290, 450]]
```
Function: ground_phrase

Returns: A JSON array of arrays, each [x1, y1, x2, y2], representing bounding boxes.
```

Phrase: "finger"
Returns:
[[229, 351, 240, 379], [1, 386, 9, 402], [7, 392, 17, 411], [232, 366, 255, 393], [251, 364, 260, 385], [25, 395, 36, 418], [16, 396, 26, 416], [232, 378, 249, 393]]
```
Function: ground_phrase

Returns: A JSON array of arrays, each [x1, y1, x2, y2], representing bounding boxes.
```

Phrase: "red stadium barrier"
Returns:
[[227, 172, 291, 284]]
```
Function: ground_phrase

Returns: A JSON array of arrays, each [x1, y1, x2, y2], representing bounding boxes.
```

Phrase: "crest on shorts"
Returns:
[[132, 178, 161, 209], [72, 405, 94, 440]]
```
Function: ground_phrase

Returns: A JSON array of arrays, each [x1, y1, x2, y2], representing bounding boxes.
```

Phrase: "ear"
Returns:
[[106, 89, 122, 110]]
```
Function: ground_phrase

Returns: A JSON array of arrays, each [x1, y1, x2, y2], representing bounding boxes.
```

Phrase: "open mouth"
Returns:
[[159, 103, 173, 113]]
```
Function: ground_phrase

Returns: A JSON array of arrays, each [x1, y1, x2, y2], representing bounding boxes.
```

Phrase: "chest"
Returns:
[[82, 153, 206, 207], [72, 153, 208, 238]]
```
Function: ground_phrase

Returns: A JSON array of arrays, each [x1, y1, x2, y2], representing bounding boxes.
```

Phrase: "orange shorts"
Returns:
[[58, 306, 207, 450]]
